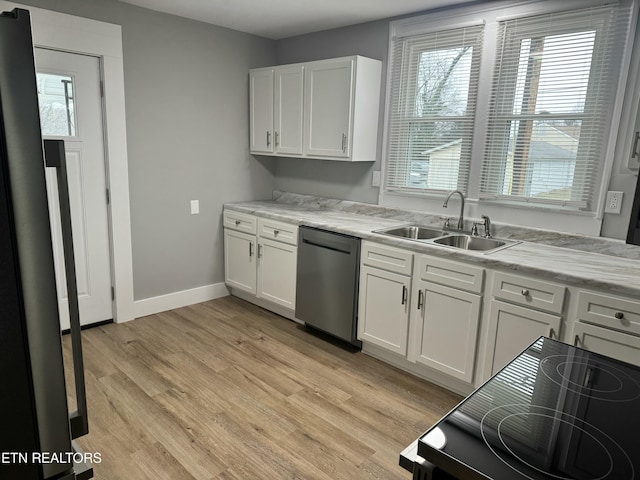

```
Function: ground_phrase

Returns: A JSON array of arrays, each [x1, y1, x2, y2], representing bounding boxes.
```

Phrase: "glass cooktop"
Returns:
[[418, 337, 640, 480]]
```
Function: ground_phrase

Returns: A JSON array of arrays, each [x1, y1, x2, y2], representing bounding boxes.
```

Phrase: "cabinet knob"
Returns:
[[521, 289, 530, 297], [274, 229, 280, 236], [235, 220, 240, 226], [614, 311, 624, 320]]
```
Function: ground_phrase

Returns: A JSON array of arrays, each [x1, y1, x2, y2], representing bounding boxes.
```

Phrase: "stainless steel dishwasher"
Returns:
[[295, 226, 361, 347]]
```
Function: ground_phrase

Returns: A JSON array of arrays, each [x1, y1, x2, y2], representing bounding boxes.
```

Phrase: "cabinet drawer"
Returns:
[[415, 255, 484, 294], [361, 241, 413, 275], [223, 210, 257, 234], [257, 218, 298, 245], [492, 272, 566, 315], [576, 291, 640, 336]]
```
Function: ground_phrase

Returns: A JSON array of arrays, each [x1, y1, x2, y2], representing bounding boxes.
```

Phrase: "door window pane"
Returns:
[[36, 73, 77, 137]]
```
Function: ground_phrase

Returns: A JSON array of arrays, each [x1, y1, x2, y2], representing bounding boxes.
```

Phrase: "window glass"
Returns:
[[385, 25, 482, 195], [480, 6, 630, 209], [36, 73, 77, 137]]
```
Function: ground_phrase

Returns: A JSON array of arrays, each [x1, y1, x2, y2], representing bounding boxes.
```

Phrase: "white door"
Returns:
[[304, 58, 353, 158], [257, 238, 297, 309], [408, 280, 481, 383], [358, 266, 410, 355], [274, 65, 303, 155], [35, 48, 113, 330], [224, 229, 257, 294], [249, 68, 274, 154]]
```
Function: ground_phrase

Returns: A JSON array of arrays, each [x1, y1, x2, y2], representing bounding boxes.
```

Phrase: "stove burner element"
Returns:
[[480, 404, 634, 480], [540, 356, 640, 402]]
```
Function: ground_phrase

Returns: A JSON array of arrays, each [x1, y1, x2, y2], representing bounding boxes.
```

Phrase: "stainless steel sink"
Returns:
[[373, 224, 519, 254], [433, 234, 516, 252], [374, 225, 448, 240]]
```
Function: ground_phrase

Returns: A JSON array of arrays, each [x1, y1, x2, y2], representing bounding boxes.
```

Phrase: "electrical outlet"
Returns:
[[190, 200, 199, 215], [604, 191, 623, 214]]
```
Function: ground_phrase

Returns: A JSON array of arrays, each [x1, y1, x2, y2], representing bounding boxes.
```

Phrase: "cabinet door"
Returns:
[[304, 58, 353, 158], [249, 69, 274, 154], [224, 229, 257, 294], [408, 280, 481, 383], [274, 65, 304, 155], [482, 300, 561, 379], [358, 266, 410, 355], [257, 238, 297, 310], [573, 322, 640, 367]]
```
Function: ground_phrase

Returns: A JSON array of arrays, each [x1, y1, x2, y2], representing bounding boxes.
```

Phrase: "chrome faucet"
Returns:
[[443, 190, 465, 230], [481, 214, 492, 238]]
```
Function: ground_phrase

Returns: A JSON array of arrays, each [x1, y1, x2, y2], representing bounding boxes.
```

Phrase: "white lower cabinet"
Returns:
[[483, 300, 561, 378], [570, 289, 640, 367], [572, 321, 640, 366], [358, 242, 413, 355], [479, 271, 565, 382], [408, 255, 484, 384], [224, 229, 257, 294], [358, 265, 411, 355], [257, 237, 297, 309], [223, 210, 298, 312]]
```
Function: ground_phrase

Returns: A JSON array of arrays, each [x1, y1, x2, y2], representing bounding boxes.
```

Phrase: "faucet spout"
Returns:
[[443, 190, 465, 230]]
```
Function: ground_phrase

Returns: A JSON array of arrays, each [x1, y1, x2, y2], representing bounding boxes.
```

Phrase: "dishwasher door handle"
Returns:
[[302, 237, 352, 254]]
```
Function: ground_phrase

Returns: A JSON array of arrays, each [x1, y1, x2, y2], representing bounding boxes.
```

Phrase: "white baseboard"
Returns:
[[132, 282, 229, 320]]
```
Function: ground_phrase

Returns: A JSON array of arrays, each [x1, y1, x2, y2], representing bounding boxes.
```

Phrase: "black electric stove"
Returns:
[[403, 337, 640, 480]]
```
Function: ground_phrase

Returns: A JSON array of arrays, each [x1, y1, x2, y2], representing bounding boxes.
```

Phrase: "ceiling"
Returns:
[[118, 0, 468, 40]]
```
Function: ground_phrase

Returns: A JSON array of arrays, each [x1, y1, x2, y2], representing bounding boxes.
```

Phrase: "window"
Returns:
[[36, 73, 77, 137], [384, 25, 482, 195], [480, 6, 631, 209], [384, 0, 636, 219]]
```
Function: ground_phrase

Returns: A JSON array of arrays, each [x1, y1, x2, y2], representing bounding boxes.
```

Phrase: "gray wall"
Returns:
[[18, 0, 277, 300], [274, 20, 389, 205]]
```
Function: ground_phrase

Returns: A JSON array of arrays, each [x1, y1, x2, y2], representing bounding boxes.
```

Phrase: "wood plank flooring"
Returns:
[[63, 296, 462, 480]]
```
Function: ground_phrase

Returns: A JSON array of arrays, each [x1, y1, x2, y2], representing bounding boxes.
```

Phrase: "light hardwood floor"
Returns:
[[63, 296, 461, 480]]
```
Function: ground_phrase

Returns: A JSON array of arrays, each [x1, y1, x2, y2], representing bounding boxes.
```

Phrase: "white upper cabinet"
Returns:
[[304, 58, 353, 158], [249, 55, 381, 162], [274, 65, 304, 155], [249, 68, 274, 154]]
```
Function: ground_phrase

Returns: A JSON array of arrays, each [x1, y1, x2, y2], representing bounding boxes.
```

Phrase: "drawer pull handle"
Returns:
[[258, 244, 263, 258], [574, 334, 580, 346], [417, 290, 424, 310], [235, 220, 241, 226], [249, 242, 253, 257], [521, 289, 530, 297], [549, 328, 555, 339], [274, 229, 280, 236], [401, 285, 407, 305], [614, 311, 624, 320]]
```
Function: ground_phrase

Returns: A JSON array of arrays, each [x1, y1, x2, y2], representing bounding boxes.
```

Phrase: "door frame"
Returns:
[[1, 1, 135, 322]]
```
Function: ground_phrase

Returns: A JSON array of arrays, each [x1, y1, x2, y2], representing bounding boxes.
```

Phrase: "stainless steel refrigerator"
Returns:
[[0, 8, 92, 480]]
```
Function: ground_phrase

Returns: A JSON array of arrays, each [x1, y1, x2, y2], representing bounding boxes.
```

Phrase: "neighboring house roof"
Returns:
[[420, 138, 462, 156]]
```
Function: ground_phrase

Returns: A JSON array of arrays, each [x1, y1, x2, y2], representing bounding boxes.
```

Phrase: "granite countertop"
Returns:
[[224, 192, 640, 298]]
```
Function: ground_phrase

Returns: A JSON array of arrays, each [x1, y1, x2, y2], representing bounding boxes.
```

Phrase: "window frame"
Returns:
[[480, 9, 616, 209], [380, 0, 638, 236], [385, 27, 482, 195]]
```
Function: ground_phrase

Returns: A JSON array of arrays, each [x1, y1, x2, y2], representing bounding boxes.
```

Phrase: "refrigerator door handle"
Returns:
[[44, 139, 89, 439]]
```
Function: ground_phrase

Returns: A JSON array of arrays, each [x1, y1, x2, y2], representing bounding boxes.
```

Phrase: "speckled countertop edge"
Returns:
[[224, 197, 640, 298]]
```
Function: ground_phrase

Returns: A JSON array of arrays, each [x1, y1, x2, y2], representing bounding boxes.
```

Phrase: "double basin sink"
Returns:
[[374, 225, 518, 254]]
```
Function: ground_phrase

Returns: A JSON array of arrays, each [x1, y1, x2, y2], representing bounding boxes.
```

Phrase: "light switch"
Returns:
[[190, 200, 199, 215], [372, 170, 381, 187]]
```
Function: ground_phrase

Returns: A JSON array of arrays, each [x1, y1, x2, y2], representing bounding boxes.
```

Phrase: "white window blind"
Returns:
[[385, 25, 483, 195], [480, 5, 632, 210]]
